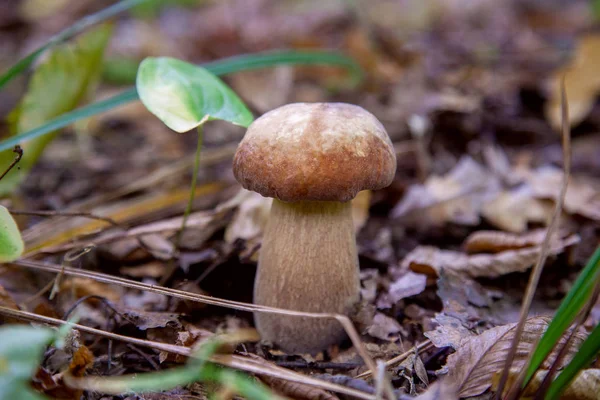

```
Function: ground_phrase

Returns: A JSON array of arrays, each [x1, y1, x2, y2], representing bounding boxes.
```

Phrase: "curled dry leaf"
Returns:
[[403, 234, 578, 278], [463, 229, 566, 254], [441, 316, 587, 398], [392, 157, 501, 226]]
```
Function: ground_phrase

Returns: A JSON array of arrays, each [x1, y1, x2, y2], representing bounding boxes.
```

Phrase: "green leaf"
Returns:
[[0, 325, 56, 400], [0, 50, 363, 153], [546, 322, 600, 399], [0, 24, 112, 195], [137, 57, 254, 132], [0, 0, 148, 90], [525, 245, 600, 386], [0, 206, 24, 262]]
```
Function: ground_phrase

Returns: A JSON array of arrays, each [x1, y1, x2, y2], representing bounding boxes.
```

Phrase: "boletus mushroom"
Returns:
[[233, 103, 396, 353]]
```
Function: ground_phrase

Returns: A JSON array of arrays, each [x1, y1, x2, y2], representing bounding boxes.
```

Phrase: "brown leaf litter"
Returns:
[[429, 316, 587, 398]]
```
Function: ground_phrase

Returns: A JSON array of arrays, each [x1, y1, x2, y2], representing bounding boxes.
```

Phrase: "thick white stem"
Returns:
[[254, 199, 360, 353]]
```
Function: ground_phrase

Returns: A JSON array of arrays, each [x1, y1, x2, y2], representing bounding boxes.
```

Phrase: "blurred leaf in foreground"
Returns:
[[136, 57, 254, 132], [0, 206, 24, 262], [0, 24, 112, 196], [0, 325, 56, 400]]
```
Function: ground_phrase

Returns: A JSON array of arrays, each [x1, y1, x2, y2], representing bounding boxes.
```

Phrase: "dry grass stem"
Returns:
[[12, 259, 395, 398], [497, 76, 572, 399], [0, 306, 375, 400]]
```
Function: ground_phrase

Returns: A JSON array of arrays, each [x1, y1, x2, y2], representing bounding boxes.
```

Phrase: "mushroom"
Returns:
[[233, 103, 396, 353]]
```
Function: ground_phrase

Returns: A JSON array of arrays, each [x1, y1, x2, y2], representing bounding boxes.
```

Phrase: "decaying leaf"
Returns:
[[441, 316, 587, 398], [424, 314, 474, 350], [392, 156, 501, 226], [545, 34, 600, 129], [120, 308, 181, 331], [403, 234, 578, 278]]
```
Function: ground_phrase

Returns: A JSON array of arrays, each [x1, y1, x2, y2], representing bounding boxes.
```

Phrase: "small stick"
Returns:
[[356, 340, 434, 379]]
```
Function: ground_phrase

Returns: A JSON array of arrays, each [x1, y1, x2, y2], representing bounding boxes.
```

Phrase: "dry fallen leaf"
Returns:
[[440, 316, 587, 398], [224, 188, 272, 243], [403, 234, 578, 278], [481, 187, 552, 233], [59, 277, 121, 303], [519, 165, 600, 222], [545, 34, 600, 130], [367, 312, 404, 342], [392, 156, 501, 226], [377, 271, 427, 309]]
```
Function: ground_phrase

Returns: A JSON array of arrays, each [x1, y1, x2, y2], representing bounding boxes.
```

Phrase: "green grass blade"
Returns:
[[0, 50, 363, 152], [105, 50, 363, 86], [524, 245, 600, 386], [202, 50, 362, 84], [0, 0, 148, 90], [0, 89, 138, 152], [545, 322, 600, 399]]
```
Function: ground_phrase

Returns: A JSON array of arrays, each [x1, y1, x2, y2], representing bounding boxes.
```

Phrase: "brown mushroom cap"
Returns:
[[233, 103, 397, 202]]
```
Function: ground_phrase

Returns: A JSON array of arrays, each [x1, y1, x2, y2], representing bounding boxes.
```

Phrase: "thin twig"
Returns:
[[13, 259, 390, 397], [497, 76, 571, 399], [356, 340, 434, 379], [0, 145, 23, 182], [374, 361, 386, 400], [0, 306, 376, 400]]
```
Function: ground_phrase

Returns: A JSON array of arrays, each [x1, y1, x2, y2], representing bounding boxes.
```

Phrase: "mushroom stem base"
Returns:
[[254, 199, 360, 354]]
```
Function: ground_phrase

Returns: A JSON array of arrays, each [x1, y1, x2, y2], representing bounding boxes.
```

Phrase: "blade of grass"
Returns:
[[0, 0, 149, 89], [0, 50, 362, 153], [534, 277, 600, 398], [545, 322, 600, 399], [524, 245, 600, 385]]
